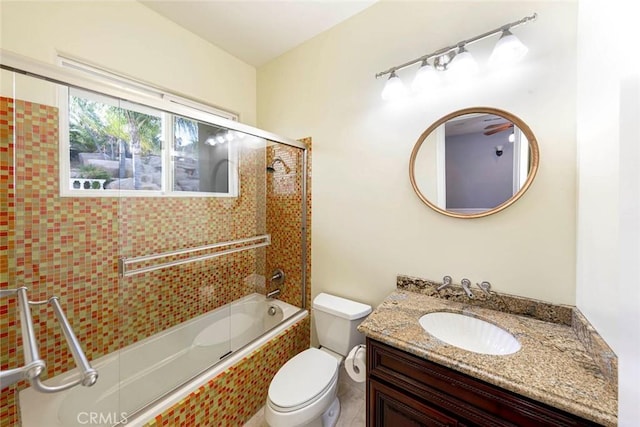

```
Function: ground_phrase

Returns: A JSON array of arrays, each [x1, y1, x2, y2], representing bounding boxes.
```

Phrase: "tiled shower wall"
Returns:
[[266, 141, 312, 310], [0, 96, 311, 426]]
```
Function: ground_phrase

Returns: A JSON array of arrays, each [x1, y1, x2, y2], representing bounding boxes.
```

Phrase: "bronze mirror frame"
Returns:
[[409, 107, 539, 219]]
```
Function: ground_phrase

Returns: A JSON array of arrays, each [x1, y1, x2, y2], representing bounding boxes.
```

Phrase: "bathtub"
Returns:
[[20, 293, 307, 427]]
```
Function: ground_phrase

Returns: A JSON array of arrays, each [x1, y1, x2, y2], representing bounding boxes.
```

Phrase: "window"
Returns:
[[58, 56, 239, 197], [58, 57, 239, 197]]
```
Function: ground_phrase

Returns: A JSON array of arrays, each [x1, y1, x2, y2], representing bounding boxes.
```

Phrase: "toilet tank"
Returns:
[[313, 293, 372, 357]]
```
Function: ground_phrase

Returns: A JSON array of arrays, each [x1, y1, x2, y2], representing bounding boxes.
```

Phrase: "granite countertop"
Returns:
[[358, 285, 618, 426]]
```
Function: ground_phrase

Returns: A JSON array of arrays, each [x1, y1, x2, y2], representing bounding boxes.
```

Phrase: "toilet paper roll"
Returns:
[[345, 345, 366, 383]]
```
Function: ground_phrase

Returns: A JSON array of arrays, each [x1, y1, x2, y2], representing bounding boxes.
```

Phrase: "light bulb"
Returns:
[[489, 30, 528, 67], [448, 46, 478, 80], [381, 71, 407, 101], [508, 132, 515, 143], [412, 60, 440, 93]]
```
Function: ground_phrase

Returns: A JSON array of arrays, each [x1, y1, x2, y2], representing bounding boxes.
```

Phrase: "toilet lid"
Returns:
[[268, 348, 338, 412]]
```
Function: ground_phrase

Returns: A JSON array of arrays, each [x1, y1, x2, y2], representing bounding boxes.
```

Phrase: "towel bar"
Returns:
[[118, 234, 271, 277]]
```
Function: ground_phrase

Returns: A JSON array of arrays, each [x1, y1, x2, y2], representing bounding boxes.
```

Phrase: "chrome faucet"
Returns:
[[266, 289, 281, 300], [267, 269, 285, 300], [461, 278, 473, 298], [436, 275, 452, 291], [476, 281, 492, 297]]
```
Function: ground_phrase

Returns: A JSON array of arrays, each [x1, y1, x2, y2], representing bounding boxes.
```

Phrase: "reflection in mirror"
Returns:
[[410, 108, 538, 219], [173, 116, 235, 194]]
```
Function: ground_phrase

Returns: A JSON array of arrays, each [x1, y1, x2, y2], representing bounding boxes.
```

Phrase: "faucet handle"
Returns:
[[460, 278, 473, 298], [270, 269, 285, 286], [437, 275, 453, 291], [476, 281, 492, 296]]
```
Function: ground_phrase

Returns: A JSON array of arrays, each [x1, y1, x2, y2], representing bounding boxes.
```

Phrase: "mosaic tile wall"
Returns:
[[266, 139, 312, 310], [144, 315, 310, 427], [0, 94, 310, 426], [0, 96, 16, 425]]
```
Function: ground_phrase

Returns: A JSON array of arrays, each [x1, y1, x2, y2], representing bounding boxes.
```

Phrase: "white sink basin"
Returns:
[[418, 312, 521, 355]]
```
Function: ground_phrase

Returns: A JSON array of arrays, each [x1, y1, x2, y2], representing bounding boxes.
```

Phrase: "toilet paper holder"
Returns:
[[350, 345, 365, 374]]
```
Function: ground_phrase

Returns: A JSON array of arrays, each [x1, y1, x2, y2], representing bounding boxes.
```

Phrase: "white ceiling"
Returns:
[[140, 0, 378, 67], [445, 114, 510, 136]]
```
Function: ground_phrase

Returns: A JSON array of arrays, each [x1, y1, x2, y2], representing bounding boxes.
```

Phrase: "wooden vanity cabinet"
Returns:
[[366, 338, 602, 427]]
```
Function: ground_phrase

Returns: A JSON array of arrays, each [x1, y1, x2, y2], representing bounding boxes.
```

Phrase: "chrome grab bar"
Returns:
[[0, 288, 46, 387], [17, 287, 44, 379], [0, 287, 98, 393], [119, 234, 271, 277]]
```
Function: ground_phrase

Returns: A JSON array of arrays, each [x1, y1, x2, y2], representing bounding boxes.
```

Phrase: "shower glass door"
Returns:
[[2, 69, 130, 426], [3, 63, 307, 426]]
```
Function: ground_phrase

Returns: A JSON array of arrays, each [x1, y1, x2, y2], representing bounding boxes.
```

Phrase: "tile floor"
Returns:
[[243, 369, 366, 427]]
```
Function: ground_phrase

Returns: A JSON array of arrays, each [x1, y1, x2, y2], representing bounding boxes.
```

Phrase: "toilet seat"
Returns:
[[268, 348, 339, 413]]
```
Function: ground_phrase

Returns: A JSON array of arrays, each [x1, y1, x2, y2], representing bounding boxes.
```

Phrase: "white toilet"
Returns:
[[265, 293, 372, 427]]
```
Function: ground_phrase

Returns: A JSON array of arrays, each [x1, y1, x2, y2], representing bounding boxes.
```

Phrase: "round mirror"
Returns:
[[409, 107, 539, 219]]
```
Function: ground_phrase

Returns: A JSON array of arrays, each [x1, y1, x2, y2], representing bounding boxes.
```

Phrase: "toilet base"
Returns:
[[265, 396, 341, 427], [321, 397, 340, 427], [292, 397, 340, 427]]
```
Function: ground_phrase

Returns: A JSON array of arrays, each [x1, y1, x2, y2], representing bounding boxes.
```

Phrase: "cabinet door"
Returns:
[[369, 378, 462, 427]]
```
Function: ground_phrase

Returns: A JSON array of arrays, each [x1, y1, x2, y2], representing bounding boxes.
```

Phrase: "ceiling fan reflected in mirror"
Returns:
[[483, 122, 514, 136]]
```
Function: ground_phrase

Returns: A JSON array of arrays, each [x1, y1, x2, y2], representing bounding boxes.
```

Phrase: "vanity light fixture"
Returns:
[[489, 29, 529, 67], [381, 70, 408, 101], [377, 13, 537, 100], [412, 60, 440, 92], [447, 45, 478, 80]]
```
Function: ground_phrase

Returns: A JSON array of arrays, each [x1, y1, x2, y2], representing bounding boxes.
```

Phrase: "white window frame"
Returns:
[[58, 55, 238, 121], [57, 56, 240, 198]]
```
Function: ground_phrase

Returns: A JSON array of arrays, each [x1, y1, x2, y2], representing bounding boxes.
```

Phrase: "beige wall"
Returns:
[[258, 1, 578, 307], [0, 0, 256, 124], [576, 1, 640, 424]]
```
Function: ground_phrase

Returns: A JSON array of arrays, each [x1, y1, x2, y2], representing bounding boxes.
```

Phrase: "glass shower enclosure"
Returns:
[[0, 58, 308, 426]]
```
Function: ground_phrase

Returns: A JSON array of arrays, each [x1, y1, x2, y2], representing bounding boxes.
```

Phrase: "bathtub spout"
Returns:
[[266, 289, 281, 300]]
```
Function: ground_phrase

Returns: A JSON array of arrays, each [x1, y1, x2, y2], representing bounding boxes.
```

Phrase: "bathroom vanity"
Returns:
[[358, 277, 618, 427], [367, 339, 600, 426]]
